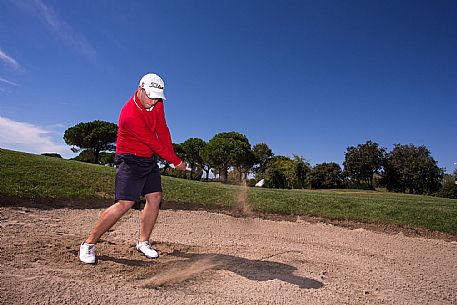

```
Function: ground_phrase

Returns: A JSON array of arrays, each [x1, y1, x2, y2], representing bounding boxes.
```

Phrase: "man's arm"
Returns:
[[154, 102, 174, 152]]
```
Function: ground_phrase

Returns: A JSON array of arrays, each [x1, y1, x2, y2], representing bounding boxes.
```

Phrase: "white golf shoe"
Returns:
[[136, 241, 159, 258], [79, 242, 96, 264]]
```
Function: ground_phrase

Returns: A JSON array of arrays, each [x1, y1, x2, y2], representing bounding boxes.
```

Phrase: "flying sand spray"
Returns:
[[172, 163, 252, 216]]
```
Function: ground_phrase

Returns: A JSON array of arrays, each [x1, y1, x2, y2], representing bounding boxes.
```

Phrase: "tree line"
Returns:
[[62, 120, 457, 199]]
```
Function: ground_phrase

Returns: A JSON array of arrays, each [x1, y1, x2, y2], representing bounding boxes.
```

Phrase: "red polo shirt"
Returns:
[[116, 91, 182, 166]]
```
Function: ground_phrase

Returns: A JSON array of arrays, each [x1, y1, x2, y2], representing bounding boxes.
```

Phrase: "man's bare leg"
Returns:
[[139, 192, 162, 242], [85, 200, 135, 244]]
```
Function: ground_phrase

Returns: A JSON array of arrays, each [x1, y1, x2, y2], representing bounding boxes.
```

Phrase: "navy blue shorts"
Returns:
[[114, 153, 162, 202]]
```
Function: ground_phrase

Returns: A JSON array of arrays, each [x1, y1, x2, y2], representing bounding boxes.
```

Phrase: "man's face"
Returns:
[[138, 88, 161, 109]]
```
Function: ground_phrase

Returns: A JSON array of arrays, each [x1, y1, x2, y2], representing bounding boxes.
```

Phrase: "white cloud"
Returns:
[[0, 76, 19, 86], [0, 49, 21, 70], [11, 0, 96, 57], [0, 116, 73, 158]]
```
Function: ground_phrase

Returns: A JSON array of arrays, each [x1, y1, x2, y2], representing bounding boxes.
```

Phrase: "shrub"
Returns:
[[41, 153, 62, 158]]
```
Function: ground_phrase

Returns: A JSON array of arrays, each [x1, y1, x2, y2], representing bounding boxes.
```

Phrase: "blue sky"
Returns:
[[1, 0, 456, 172]]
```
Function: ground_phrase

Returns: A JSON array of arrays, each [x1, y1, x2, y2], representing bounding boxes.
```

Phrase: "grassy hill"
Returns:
[[1, 148, 456, 234]]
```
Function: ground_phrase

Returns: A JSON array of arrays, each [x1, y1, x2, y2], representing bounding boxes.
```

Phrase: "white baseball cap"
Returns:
[[139, 73, 166, 100]]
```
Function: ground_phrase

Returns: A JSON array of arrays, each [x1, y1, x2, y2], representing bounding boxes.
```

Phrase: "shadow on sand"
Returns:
[[170, 251, 324, 289], [97, 249, 324, 289]]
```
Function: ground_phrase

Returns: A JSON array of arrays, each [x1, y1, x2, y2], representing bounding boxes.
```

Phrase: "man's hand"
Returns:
[[175, 161, 187, 171]]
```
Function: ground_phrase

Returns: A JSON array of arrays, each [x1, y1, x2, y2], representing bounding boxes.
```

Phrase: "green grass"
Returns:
[[0, 149, 115, 198], [247, 188, 457, 233], [1, 148, 456, 233]]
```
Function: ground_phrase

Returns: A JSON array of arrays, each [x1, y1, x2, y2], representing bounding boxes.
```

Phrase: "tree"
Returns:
[[265, 166, 287, 189], [72, 149, 115, 165], [252, 143, 273, 174], [181, 138, 206, 180], [382, 144, 443, 194], [72, 149, 96, 163], [434, 174, 457, 199], [173, 143, 187, 162], [293, 155, 310, 189], [343, 140, 386, 189], [200, 153, 212, 181], [308, 162, 344, 189], [259, 155, 310, 189], [99, 152, 115, 166], [200, 132, 252, 183], [64, 120, 117, 164], [234, 148, 255, 184]]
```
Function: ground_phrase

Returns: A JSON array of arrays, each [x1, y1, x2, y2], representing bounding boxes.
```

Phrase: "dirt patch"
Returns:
[[1, 199, 456, 304]]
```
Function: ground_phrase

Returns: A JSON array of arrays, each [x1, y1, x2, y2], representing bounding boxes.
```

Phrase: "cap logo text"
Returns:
[[149, 82, 164, 90]]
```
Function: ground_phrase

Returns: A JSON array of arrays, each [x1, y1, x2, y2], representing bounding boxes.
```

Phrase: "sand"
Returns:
[[0, 200, 456, 304]]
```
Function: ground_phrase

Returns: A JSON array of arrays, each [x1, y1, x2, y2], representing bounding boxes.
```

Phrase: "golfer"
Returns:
[[79, 73, 186, 264]]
